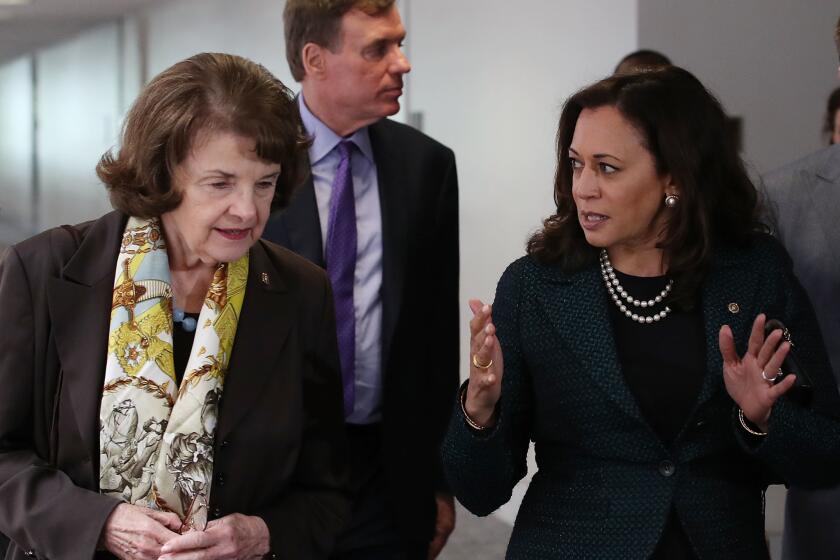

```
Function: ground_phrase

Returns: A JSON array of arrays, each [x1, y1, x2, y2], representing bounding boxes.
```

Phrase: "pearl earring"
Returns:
[[664, 193, 679, 208]]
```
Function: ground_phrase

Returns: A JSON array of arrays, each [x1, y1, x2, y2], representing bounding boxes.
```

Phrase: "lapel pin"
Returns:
[[727, 302, 740, 314], [260, 272, 270, 286]]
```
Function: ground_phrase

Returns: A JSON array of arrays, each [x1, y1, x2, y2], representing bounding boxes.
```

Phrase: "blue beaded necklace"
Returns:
[[173, 306, 197, 332]]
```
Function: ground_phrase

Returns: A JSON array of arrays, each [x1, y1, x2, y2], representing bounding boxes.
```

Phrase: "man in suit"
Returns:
[[262, 1, 460, 558], [763, 14, 840, 560]]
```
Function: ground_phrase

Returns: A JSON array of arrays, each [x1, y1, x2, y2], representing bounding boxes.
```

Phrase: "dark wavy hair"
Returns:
[[527, 66, 764, 309], [98, 52, 310, 217]]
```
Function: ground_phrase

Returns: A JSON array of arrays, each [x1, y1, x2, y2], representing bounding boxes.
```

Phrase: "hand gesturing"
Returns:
[[719, 313, 796, 432], [465, 299, 504, 428]]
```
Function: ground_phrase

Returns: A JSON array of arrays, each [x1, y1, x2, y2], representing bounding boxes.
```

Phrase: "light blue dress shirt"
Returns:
[[299, 95, 384, 425]]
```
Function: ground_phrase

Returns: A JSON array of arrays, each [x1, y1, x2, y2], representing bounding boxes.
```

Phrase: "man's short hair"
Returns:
[[284, 0, 395, 82], [614, 49, 672, 75]]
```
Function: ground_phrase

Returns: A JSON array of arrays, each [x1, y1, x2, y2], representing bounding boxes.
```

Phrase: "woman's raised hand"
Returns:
[[719, 313, 797, 432], [465, 299, 504, 428]]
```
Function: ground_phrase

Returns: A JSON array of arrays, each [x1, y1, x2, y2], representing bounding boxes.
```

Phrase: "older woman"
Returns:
[[0, 53, 350, 560], [443, 66, 840, 559]]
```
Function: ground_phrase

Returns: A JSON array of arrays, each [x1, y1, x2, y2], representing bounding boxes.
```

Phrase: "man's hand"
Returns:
[[428, 493, 456, 559]]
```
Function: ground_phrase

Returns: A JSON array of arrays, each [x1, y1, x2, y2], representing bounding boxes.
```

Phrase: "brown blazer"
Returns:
[[0, 211, 351, 560]]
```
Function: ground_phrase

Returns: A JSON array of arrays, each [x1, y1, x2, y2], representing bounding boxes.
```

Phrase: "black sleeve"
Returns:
[[736, 242, 840, 488], [430, 150, 461, 494], [441, 259, 533, 515], [256, 273, 352, 558]]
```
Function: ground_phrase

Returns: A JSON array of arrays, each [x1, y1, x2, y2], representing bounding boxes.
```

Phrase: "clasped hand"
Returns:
[[101, 504, 269, 560]]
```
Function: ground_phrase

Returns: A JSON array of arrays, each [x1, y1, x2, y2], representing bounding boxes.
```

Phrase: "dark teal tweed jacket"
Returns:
[[442, 235, 840, 559]]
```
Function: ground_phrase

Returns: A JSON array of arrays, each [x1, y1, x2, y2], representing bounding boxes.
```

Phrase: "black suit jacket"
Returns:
[[0, 211, 351, 559], [263, 117, 460, 543]]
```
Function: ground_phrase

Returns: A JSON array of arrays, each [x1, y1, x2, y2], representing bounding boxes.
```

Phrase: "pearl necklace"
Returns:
[[599, 250, 673, 324]]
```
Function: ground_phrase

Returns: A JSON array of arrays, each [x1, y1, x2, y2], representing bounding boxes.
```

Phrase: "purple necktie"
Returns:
[[326, 141, 356, 417]]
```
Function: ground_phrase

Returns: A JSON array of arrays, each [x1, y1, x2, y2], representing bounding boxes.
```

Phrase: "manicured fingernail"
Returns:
[[482, 304, 490, 313]]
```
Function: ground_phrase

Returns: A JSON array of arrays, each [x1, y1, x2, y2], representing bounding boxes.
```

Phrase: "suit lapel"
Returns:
[[538, 251, 760, 433], [369, 121, 409, 368], [537, 264, 646, 423], [693, 248, 759, 409], [47, 212, 124, 472], [276, 174, 325, 267], [216, 242, 294, 439]]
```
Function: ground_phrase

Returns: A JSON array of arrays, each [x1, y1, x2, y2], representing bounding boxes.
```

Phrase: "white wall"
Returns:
[[408, 0, 638, 524], [638, 0, 840, 174], [142, 0, 292, 85], [35, 22, 124, 229], [410, 0, 637, 354], [0, 56, 34, 236]]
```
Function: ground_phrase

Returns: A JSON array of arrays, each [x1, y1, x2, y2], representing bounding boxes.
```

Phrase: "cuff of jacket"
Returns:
[[455, 380, 503, 440], [734, 396, 840, 488]]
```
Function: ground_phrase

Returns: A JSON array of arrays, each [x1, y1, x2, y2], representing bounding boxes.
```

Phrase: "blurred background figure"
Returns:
[[762, 14, 840, 560], [824, 86, 840, 145], [614, 48, 672, 74]]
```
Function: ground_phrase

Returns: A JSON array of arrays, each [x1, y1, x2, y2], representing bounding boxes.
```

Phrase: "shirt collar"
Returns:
[[298, 94, 374, 165]]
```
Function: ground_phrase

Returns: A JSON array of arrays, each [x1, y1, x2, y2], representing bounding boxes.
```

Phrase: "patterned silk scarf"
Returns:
[[98, 216, 247, 527]]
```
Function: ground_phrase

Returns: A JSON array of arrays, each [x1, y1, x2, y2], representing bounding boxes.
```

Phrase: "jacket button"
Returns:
[[659, 460, 676, 477], [216, 473, 225, 486], [220, 439, 230, 448], [694, 418, 707, 429], [212, 506, 222, 518], [24, 552, 35, 558]]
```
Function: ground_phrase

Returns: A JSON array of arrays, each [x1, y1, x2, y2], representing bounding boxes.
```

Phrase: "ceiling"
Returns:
[[0, 0, 164, 64]]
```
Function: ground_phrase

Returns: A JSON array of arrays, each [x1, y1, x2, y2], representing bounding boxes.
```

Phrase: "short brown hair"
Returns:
[[98, 52, 310, 217], [284, 0, 395, 81]]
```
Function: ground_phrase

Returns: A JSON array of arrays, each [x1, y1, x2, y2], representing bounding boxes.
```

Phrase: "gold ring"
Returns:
[[472, 354, 493, 369]]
